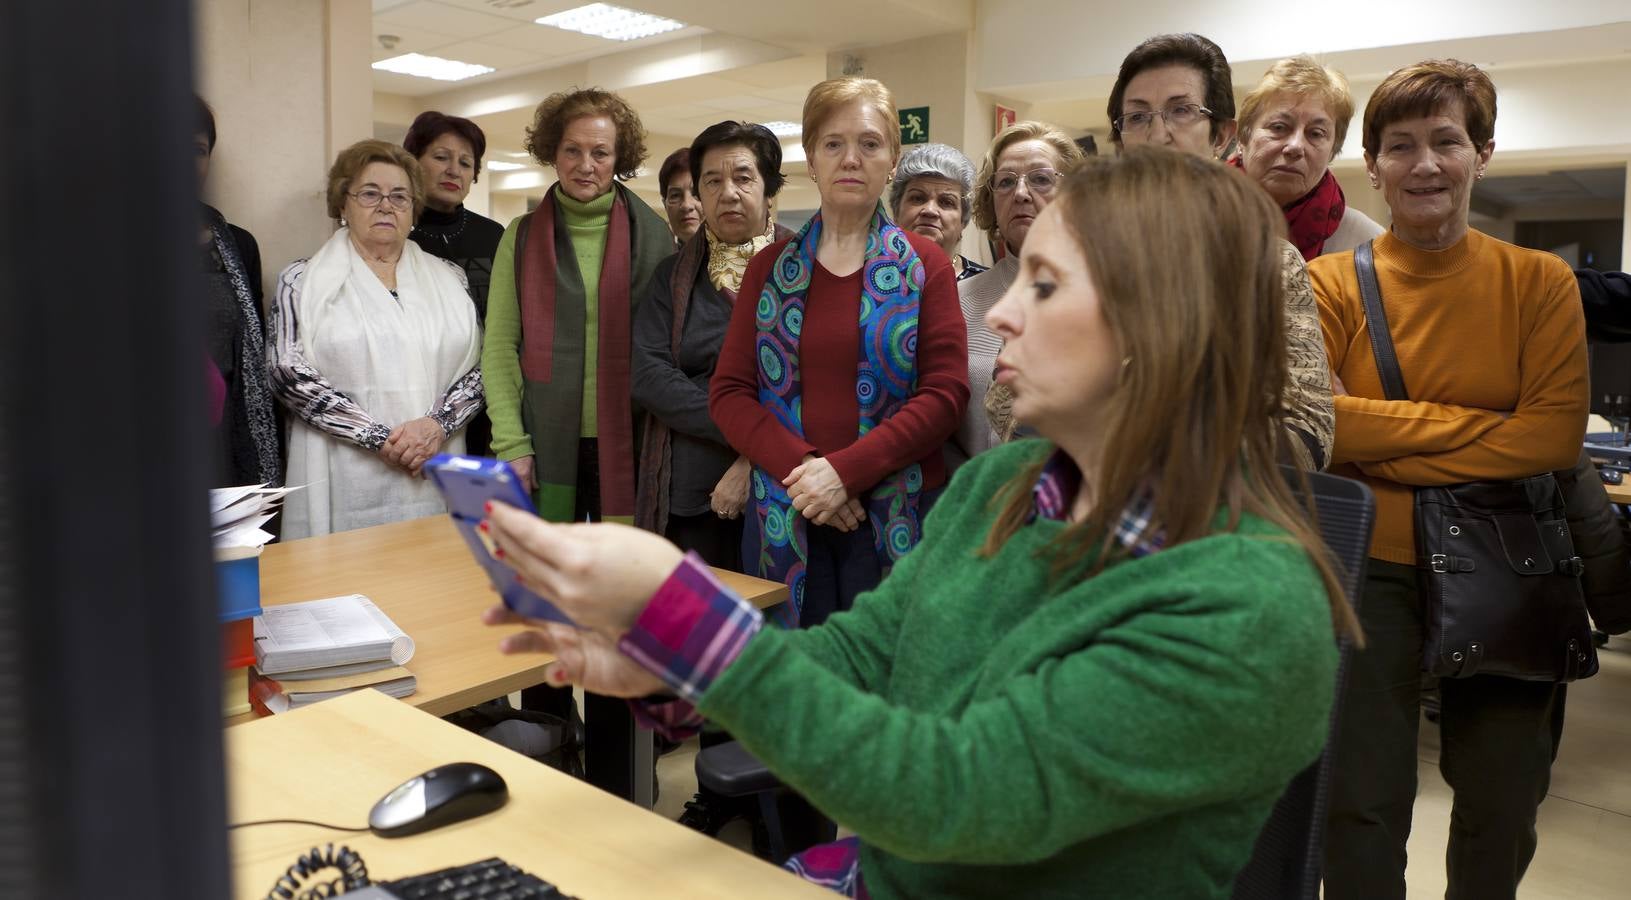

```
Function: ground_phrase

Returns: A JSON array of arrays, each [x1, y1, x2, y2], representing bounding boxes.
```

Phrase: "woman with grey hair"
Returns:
[[889, 143, 986, 281]]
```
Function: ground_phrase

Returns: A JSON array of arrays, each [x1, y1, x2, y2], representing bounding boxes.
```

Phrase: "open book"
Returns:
[[252, 594, 415, 675]]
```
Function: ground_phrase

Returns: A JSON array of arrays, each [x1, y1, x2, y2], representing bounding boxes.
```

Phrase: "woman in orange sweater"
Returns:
[[1309, 61, 1587, 900]]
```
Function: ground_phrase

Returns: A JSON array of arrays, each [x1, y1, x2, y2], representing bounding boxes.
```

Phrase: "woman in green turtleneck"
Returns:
[[482, 87, 672, 757], [483, 87, 671, 526]]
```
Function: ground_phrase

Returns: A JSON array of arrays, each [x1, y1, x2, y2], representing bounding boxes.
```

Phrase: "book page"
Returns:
[[259, 595, 390, 650]]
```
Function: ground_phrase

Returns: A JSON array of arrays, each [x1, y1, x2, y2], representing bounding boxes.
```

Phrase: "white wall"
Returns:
[[973, 0, 1631, 93], [196, 0, 373, 293]]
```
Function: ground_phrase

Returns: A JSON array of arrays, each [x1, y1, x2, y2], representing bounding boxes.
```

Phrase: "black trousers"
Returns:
[[521, 439, 645, 799], [666, 512, 743, 572], [1323, 559, 1567, 900]]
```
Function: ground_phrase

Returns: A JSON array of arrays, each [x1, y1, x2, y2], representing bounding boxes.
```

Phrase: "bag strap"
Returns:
[[1354, 240, 1410, 402]]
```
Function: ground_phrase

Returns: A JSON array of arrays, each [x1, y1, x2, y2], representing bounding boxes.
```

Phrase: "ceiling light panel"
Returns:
[[534, 3, 685, 42], [486, 161, 526, 171], [760, 121, 802, 137], [372, 52, 495, 81]]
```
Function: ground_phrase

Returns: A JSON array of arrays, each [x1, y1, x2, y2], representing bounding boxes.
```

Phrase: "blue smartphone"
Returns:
[[425, 453, 575, 625]]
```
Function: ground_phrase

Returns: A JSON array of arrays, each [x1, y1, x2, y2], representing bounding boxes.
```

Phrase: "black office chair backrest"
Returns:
[[1230, 468, 1375, 900]]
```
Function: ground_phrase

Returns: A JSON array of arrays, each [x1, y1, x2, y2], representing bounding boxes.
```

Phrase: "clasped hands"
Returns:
[[378, 416, 445, 476], [784, 455, 865, 532]]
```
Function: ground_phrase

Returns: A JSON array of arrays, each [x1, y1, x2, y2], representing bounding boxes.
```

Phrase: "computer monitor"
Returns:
[[0, 1, 231, 897], [1589, 341, 1631, 424]]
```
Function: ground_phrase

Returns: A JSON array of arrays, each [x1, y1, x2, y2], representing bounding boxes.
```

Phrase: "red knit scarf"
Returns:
[[1231, 157, 1347, 261]]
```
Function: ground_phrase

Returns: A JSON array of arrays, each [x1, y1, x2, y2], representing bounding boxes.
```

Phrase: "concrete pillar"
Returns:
[[195, 0, 374, 296], [1622, 162, 1631, 272]]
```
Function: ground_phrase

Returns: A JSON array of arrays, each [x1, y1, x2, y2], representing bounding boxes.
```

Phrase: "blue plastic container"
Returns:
[[215, 554, 262, 624]]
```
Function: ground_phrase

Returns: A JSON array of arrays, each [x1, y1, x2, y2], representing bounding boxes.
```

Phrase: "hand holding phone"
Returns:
[[425, 454, 574, 625]]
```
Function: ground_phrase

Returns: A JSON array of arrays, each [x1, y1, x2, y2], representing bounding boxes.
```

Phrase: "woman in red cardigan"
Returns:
[[709, 77, 968, 629]]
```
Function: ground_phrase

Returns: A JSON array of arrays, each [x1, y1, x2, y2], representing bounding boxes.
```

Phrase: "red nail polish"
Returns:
[[494, 547, 506, 559], [514, 572, 526, 585], [477, 520, 489, 533], [484, 501, 493, 515]]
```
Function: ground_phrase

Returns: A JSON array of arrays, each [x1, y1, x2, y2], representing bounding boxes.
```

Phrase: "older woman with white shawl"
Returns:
[[270, 139, 483, 539]]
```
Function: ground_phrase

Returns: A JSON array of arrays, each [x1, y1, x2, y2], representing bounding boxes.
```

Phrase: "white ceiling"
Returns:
[[1024, 22, 1631, 139], [371, 0, 969, 96], [371, 0, 970, 204], [370, 0, 707, 96], [1474, 167, 1627, 212]]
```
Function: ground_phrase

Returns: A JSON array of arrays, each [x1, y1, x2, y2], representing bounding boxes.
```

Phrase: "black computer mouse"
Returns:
[[368, 762, 509, 838]]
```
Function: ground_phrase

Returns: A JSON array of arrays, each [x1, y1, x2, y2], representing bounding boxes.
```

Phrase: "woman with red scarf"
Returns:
[[1236, 56, 1384, 260]]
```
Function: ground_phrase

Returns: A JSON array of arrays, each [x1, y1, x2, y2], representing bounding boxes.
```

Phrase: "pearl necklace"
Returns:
[[412, 207, 468, 247]]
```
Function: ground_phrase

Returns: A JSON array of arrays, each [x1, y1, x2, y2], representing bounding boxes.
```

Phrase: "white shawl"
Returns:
[[282, 228, 480, 538]]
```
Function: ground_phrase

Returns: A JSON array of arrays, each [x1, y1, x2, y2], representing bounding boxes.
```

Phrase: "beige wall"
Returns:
[[824, 32, 1012, 263], [195, 0, 373, 295]]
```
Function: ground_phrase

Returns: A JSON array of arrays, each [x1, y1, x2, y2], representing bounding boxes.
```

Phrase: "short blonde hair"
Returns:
[[972, 121, 1084, 235], [801, 77, 900, 161], [325, 139, 424, 220], [1239, 56, 1356, 156]]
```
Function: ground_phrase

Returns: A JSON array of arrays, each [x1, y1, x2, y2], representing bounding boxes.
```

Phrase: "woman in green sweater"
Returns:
[[482, 87, 672, 524], [480, 86, 672, 756], [479, 147, 1361, 898]]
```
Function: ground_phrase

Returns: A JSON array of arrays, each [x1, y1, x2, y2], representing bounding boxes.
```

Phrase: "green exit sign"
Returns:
[[898, 106, 930, 145]]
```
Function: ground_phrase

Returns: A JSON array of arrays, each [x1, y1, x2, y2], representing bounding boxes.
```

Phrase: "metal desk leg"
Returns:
[[583, 691, 655, 808]]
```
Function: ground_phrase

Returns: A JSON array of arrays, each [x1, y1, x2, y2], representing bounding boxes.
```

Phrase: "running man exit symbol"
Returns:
[[898, 106, 929, 145]]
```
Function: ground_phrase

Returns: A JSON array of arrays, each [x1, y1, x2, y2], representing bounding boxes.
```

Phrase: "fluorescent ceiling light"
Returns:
[[501, 151, 532, 159], [535, 3, 685, 42], [372, 53, 494, 82], [486, 161, 526, 171], [760, 121, 801, 137]]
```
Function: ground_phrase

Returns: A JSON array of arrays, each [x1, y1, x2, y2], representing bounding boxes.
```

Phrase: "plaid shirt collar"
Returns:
[[1030, 449, 1166, 559]]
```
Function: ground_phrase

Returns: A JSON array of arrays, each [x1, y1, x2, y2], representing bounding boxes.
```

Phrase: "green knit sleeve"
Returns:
[[482, 218, 531, 462], [696, 533, 1336, 865]]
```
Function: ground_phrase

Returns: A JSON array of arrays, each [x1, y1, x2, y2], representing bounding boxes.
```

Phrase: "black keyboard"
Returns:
[[375, 857, 578, 900]]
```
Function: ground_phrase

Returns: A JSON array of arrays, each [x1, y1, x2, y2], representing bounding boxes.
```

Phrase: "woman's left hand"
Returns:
[[481, 608, 667, 698], [382, 416, 445, 475], [784, 456, 851, 522], [483, 503, 684, 636]]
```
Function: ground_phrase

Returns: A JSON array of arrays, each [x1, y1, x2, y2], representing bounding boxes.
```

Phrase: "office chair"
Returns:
[[696, 469, 1376, 882], [1229, 469, 1373, 900]]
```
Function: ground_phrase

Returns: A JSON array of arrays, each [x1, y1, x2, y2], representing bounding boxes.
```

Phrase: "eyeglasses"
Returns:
[[1114, 103, 1214, 135], [349, 189, 413, 210], [992, 168, 1062, 196]]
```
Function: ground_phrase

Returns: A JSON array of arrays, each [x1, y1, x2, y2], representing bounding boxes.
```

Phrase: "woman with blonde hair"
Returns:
[[708, 77, 968, 628], [957, 121, 1084, 461], [476, 146, 1358, 899], [1236, 55, 1383, 259]]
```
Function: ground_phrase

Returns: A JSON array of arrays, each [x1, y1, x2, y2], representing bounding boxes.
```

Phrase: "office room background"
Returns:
[[3, 1, 1631, 900]]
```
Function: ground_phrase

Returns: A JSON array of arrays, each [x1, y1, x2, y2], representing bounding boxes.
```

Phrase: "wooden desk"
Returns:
[[228, 515, 786, 727], [1604, 479, 1631, 506], [228, 689, 828, 900]]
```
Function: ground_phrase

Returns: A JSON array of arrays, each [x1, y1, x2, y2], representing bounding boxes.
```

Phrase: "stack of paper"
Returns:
[[210, 483, 299, 551], [247, 594, 417, 715]]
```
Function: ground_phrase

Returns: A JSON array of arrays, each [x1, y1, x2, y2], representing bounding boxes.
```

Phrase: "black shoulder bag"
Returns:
[[1354, 240, 1597, 681]]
